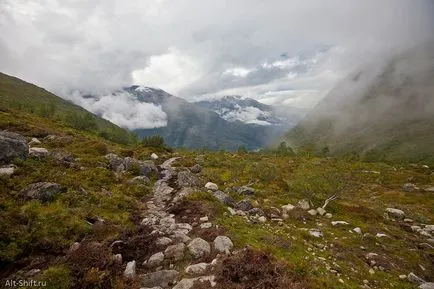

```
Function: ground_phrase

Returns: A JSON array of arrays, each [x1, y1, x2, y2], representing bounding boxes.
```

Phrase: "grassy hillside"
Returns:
[[284, 44, 434, 166], [0, 72, 137, 144]]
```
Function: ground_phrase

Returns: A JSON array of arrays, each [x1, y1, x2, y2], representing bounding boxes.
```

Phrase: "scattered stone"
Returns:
[[369, 268, 375, 275], [307, 209, 317, 216], [213, 236, 233, 254], [353, 227, 362, 234], [172, 278, 195, 289], [141, 270, 179, 288], [419, 230, 432, 238], [29, 147, 49, 158], [411, 225, 422, 232], [424, 225, 434, 233], [424, 187, 434, 193], [237, 186, 255, 196], [199, 216, 209, 222], [403, 183, 418, 192], [316, 207, 326, 216], [281, 204, 295, 214], [325, 213, 333, 219], [211, 190, 234, 206], [365, 253, 378, 260], [0, 164, 16, 176], [309, 229, 323, 238], [227, 207, 236, 215], [124, 260, 136, 279], [185, 263, 209, 275], [188, 238, 211, 259], [177, 170, 200, 187], [399, 274, 407, 280], [200, 222, 212, 229], [128, 175, 150, 185], [205, 182, 219, 191], [171, 231, 191, 243], [331, 221, 349, 226], [164, 243, 185, 261], [385, 208, 405, 219], [113, 254, 122, 264], [190, 164, 202, 174], [235, 199, 254, 211], [408, 272, 425, 284], [176, 223, 193, 234], [258, 216, 267, 223], [418, 243, 434, 250], [419, 283, 434, 289], [375, 233, 388, 238], [151, 153, 158, 160], [0, 131, 29, 164], [404, 218, 414, 223], [19, 182, 65, 203], [69, 242, 80, 252], [29, 137, 41, 146], [297, 199, 310, 210], [147, 252, 165, 267]]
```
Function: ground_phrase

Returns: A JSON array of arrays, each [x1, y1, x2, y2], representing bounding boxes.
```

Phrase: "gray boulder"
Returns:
[[141, 270, 179, 288], [420, 283, 434, 289], [211, 190, 234, 206], [19, 182, 66, 203], [0, 131, 29, 164], [235, 199, 254, 211], [190, 164, 202, 174], [164, 243, 185, 261], [187, 238, 211, 259], [213, 236, 233, 254], [177, 170, 200, 187], [123, 260, 136, 279]]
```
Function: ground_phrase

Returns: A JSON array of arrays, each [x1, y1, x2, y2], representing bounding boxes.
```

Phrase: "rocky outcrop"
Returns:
[[0, 131, 29, 164], [105, 153, 157, 176]]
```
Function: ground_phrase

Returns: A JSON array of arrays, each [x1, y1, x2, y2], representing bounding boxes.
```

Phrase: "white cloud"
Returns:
[[131, 47, 202, 95], [223, 67, 255, 78], [68, 91, 167, 130], [218, 105, 272, 126]]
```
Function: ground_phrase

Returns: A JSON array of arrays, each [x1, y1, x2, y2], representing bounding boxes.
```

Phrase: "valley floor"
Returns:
[[0, 109, 433, 289]]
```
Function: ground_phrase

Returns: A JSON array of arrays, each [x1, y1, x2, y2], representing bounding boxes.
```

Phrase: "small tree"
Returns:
[[141, 135, 166, 148]]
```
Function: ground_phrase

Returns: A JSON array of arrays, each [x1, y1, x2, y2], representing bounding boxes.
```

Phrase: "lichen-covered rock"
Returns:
[[237, 186, 255, 196], [19, 182, 66, 203], [29, 147, 49, 158], [296, 199, 310, 210], [205, 182, 219, 191], [385, 208, 405, 219], [141, 270, 179, 288], [187, 238, 210, 259], [177, 170, 200, 187], [0, 164, 16, 177], [124, 260, 136, 279], [164, 243, 185, 261], [211, 190, 234, 206], [213, 236, 233, 254], [190, 164, 202, 174], [0, 131, 29, 164], [235, 199, 254, 211]]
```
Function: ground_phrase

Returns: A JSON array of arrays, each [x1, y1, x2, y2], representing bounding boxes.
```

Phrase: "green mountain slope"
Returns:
[[0, 72, 136, 144], [284, 44, 434, 165]]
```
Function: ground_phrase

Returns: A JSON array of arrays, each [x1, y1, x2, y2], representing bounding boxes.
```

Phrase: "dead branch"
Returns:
[[322, 194, 338, 209]]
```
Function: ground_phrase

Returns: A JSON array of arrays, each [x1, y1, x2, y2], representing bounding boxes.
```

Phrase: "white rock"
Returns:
[[281, 204, 295, 213], [365, 253, 378, 259], [369, 268, 375, 275], [297, 199, 310, 210], [123, 260, 136, 279], [404, 218, 414, 223], [147, 252, 164, 267], [408, 272, 425, 284], [185, 263, 209, 275], [325, 213, 333, 219], [29, 137, 41, 146], [227, 207, 236, 215], [385, 208, 405, 219], [156, 237, 173, 246], [353, 227, 362, 234], [419, 230, 432, 238], [29, 147, 49, 157], [205, 182, 219, 191], [412, 225, 422, 232], [316, 207, 326, 216], [258, 216, 267, 223], [213, 236, 233, 254], [424, 225, 434, 233], [0, 165, 16, 176], [151, 153, 159, 160], [331, 221, 349, 226], [399, 274, 407, 280], [199, 216, 209, 222], [200, 222, 213, 229], [309, 229, 323, 238], [419, 283, 434, 289], [307, 209, 317, 216], [376, 233, 388, 238], [113, 254, 122, 264]]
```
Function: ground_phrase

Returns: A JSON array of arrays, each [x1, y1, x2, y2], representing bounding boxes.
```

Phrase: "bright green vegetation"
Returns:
[[0, 72, 136, 144]]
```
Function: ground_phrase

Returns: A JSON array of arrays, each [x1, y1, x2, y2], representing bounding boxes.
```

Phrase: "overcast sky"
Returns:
[[1, 0, 433, 110]]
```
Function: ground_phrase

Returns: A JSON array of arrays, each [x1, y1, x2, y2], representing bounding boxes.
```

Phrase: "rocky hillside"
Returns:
[[284, 43, 434, 165], [0, 97, 433, 288]]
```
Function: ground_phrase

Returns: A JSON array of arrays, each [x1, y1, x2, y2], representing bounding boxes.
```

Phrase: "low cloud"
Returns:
[[68, 91, 167, 130]]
